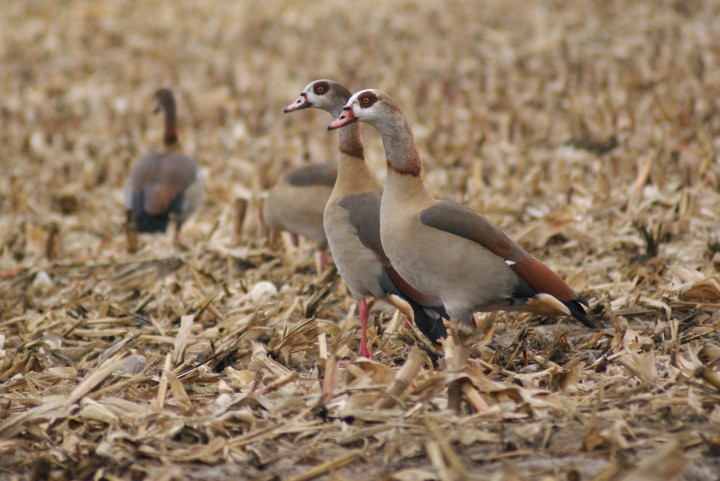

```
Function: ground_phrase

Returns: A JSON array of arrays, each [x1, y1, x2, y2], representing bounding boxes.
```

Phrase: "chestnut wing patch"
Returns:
[[132, 153, 198, 215], [510, 258, 578, 303], [284, 163, 338, 188], [337, 191, 389, 264], [385, 263, 436, 307], [419, 200, 528, 262], [143, 184, 177, 215]]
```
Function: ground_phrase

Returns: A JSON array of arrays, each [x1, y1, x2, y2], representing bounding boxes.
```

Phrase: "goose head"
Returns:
[[327, 89, 399, 130], [284, 79, 352, 116]]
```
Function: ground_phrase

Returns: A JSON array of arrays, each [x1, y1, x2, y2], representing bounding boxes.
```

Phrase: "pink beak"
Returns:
[[283, 95, 312, 113], [327, 108, 357, 130]]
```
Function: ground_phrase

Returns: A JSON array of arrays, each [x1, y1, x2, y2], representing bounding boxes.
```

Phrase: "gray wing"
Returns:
[[420, 200, 529, 262], [283, 163, 338, 188], [337, 191, 401, 295], [337, 191, 389, 264]]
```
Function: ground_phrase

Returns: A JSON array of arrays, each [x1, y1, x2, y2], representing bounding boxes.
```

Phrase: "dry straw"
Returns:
[[1, 0, 719, 479]]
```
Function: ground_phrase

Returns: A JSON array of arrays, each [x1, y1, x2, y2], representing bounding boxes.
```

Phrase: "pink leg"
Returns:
[[319, 249, 329, 272], [469, 314, 477, 329], [402, 315, 414, 331], [358, 298, 372, 358]]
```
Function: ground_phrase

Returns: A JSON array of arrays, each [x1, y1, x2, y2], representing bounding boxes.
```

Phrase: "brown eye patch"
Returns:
[[358, 91, 378, 108], [313, 81, 330, 95]]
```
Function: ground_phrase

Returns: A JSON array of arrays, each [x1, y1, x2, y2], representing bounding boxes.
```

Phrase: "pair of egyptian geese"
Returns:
[[127, 82, 596, 358]]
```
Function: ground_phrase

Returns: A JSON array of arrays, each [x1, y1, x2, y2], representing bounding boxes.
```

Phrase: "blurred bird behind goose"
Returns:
[[125, 88, 204, 246], [262, 162, 337, 271]]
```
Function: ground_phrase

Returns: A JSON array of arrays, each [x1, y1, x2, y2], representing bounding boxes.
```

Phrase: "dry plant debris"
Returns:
[[1, 0, 720, 479]]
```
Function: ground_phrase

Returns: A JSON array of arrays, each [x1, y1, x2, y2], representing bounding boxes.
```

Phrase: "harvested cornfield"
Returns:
[[1, 0, 719, 480]]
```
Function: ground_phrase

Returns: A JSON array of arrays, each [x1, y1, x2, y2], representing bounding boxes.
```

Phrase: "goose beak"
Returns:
[[284, 95, 312, 113], [328, 108, 357, 130]]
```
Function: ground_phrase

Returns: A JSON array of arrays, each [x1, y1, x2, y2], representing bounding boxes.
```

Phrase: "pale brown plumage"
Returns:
[[263, 162, 337, 249], [285, 80, 448, 356], [328, 89, 594, 329]]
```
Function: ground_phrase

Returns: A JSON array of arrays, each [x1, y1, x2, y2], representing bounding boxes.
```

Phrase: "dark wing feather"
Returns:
[[420, 201, 529, 262], [133, 211, 171, 232], [283, 163, 338, 188], [510, 263, 595, 328], [510, 258, 578, 303], [565, 300, 596, 328], [337, 191, 388, 264], [385, 264, 448, 342], [409, 302, 448, 343]]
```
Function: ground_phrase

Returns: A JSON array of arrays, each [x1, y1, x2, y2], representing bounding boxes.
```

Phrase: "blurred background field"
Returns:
[[1, 1, 719, 479]]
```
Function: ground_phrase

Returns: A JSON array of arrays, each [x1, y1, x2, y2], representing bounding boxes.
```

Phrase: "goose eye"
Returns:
[[313, 81, 330, 95], [362, 97, 370, 104]]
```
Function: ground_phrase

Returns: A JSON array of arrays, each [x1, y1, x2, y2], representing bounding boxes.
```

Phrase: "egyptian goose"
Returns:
[[285, 80, 448, 356], [328, 89, 595, 329], [125, 88, 204, 245], [262, 163, 337, 271]]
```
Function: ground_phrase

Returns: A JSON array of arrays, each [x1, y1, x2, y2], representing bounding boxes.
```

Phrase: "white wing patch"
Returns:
[[505, 259, 516, 266]]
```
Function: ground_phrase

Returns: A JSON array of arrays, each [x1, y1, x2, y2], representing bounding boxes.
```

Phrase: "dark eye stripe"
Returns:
[[313, 80, 330, 95], [358, 92, 378, 108]]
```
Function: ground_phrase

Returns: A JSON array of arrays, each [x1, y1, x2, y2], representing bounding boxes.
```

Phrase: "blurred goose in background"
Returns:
[[285, 80, 448, 357], [125, 88, 204, 246], [262, 162, 337, 272], [329, 89, 595, 332]]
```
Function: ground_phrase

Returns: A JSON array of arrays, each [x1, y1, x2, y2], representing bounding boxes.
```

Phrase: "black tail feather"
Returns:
[[131, 190, 183, 233], [564, 300, 596, 328], [409, 302, 448, 343], [134, 212, 171, 233], [576, 293, 590, 307]]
